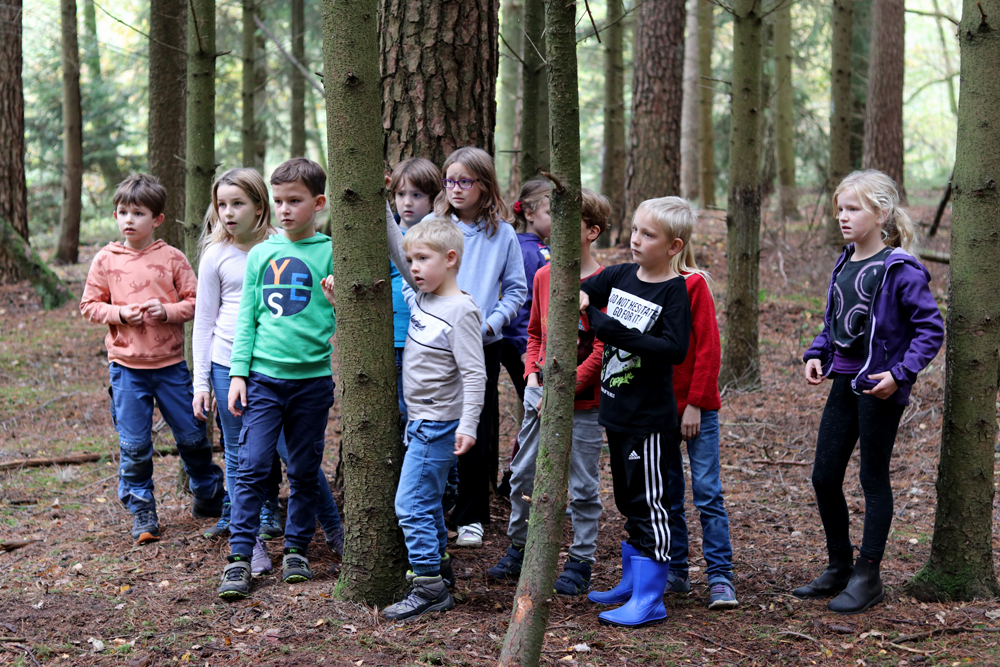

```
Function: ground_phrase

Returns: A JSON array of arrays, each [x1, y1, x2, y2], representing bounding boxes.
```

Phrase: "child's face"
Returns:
[[114, 202, 163, 251], [273, 181, 326, 242], [630, 211, 678, 270], [406, 242, 456, 294], [837, 189, 882, 246], [394, 177, 433, 226], [216, 183, 261, 241], [525, 198, 552, 240], [444, 163, 483, 216]]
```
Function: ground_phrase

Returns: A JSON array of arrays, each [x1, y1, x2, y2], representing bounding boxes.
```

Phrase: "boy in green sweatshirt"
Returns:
[[218, 158, 337, 599]]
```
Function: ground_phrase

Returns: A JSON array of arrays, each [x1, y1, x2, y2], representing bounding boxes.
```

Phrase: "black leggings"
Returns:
[[812, 374, 905, 560], [453, 341, 502, 527]]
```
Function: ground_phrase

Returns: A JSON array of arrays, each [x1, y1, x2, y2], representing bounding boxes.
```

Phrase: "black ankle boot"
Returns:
[[792, 549, 854, 599], [827, 556, 884, 614]]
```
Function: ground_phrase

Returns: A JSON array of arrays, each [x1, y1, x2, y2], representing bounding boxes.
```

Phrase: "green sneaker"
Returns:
[[258, 499, 284, 541], [382, 573, 453, 621], [282, 547, 312, 583], [218, 555, 252, 599]]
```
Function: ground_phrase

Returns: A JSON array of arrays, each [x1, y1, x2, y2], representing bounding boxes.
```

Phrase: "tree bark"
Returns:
[[184, 0, 216, 260], [909, 0, 1000, 603], [518, 0, 544, 182], [379, 0, 499, 168], [497, 0, 523, 195], [849, 0, 870, 171], [773, 0, 798, 221], [0, 215, 74, 310], [599, 0, 626, 246], [827, 0, 853, 247], [680, 0, 700, 203], [149, 0, 187, 249], [697, 0, 715, 208], [624, 0, 685, 221], [254, 3, 267, 171], [81, 0, 122, 190], [862, 0, 905, 199], [324, 0, 406, 605], [0, 0, 29, 284], [56, 0, 83, 266], [721, 0, 763, 389], [242, 0, 256, 166], [291, 0, 307, 157], [497, 0, 580, 659]]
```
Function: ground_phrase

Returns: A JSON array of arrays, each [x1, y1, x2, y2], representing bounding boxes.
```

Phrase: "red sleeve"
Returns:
[[523, 269, 545, 378], [164, 250, 197, 324], [575, 312, 604, 394], [684, 274, 722, 410]]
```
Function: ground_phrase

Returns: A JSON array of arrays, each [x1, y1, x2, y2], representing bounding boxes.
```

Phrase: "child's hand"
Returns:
[[321, 275, 336, 306], [141, 298, 168, 322], [863, 371, 898, 399], [526, 373, 540, 388], [579, 290, 590, 312], [680, 404, 702, 441], [229, 377, 247, 417], [192, 391, 212, 421], [804, 359, 824, 385], [120, 304, 145, 326], [455, 434, 476, 456]]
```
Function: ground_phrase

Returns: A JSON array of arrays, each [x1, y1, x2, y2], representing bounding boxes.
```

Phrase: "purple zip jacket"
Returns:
[[804, 245, 944, 406]]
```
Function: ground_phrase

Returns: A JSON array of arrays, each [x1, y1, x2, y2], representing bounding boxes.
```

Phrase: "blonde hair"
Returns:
[[581, 188, 611, 236], [205, 168, 273, 248], [834, 170, 917, 254], [511, 180, 550, 232], [632, 196, 709, 280], [434, 147, 511, 237], [403, 217, 465, 271]]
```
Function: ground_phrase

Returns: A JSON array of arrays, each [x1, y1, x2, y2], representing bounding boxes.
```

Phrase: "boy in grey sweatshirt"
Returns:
[[381, 212, 487, 621]]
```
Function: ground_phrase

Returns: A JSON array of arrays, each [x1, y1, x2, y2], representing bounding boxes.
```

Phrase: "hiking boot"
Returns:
[[326, 524, 344, 557], [218, 555, 252, 599], [191, 488, 225, 519], [827, 557, 884, 615], [258, 499, 284, 541], [665, 571, 691, 594], [131, 508, 161, 544], [792, 549, 855, 599], [553, 559, 592, 596], [203, 501, 231, 539], [282, 547, 312, 583], [439, 553, 455, 588], [707, 578, 739, 609], [382, 573, 453, 621], [455, 523, 483, 548], [487, 543, 525, 581], [251, 538, 273, 577]]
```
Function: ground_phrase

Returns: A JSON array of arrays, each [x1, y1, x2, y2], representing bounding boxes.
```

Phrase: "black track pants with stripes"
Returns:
[[606, 429, 676, 562]]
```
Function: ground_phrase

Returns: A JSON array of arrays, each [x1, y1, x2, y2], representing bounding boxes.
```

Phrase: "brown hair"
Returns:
[[113, 173, 167, 218], [270, 157, 326, 197], [511, 180, 550, 232], [433, 147, 510, 237], [389, 158, 442, 201], [580, 188, 610, 237]]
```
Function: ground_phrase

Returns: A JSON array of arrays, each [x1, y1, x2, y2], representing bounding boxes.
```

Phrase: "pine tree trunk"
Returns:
[[497, 0, 580, 658], [697, 0, 716, 208], [56, 0, 83, 266], [624, 0, 685, 220], [721, 0, 763, 389], [827, 0, 853, 247], [598, 0, 626, 247], [184, 0, 216, 260], [379, 0, 499, 168], [254, 4, 267, 171], [81, 0, 122, 190], [497, 0, 523, 194], [0, 215, 74, 309], [862, 0, 905, 199], [149, 0, 187, 249], [909, 0, 1000, 603], [680, 0, 700, 203], [0, 0, 29, 284], [308, 87, 328, 173], [849, 0, 870, 171], [534, 41, 549, 175], [242, 0, 256, 166], [774, 0, 798, 221], [291, 0, 307, 158], [324, 0, 406, 605], [518, 0, 544, 182]]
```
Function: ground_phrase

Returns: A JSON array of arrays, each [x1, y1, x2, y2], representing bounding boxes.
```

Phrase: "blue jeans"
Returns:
[[395, 419, 458, 576], [395, 348, 407, 422], [228, 372, 335, 556], [666, 410, 734, 582], [211, 364, 341, 536], [109, 361, 223, 513]]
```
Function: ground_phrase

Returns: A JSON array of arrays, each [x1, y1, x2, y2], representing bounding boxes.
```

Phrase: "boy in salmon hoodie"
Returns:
[[81, 174, 224, 544]]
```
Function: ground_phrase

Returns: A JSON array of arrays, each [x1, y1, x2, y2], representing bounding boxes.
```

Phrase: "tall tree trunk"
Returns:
[[379, 0, 499, 168], [680, 0, 700, 202], [290, 0, 307, 157], [56, 0, 83, 266], [323, 0, 406, 606], [518, 0, 544, 182], [849, 0, 870, 171], [827, 0, 853, 247], [862, 0, 904, 199], [931, 0, 958, 116], [1, 215, 74, 309], [308, 86, 327, 173], [497, 0, 523, 195], [497, 0, 581, 658], [909, 0, 1000, 603], [534, 39, 549, 174], [242, 0, 256, 166], [721, 0, 763, 389], [254, 4, 267, 171], [624, 0, 685, 220], [0, 0, 29, 284], [697, 0, 715, 207], [599, 0, 626, 247], [774, 0, 798, 221], [185, 0, 216, 259], [81, 0, 122, 190], [149, 0, 187, 249]]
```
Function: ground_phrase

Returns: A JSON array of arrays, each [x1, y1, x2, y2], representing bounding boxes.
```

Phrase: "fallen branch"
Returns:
[[0, 445, 222, 471], [917, 248, 950, 264], [752, 458, 811, 466], [0, 540, 40, 553], [776, 630, 820, 644], [686, 631, 749, 657]]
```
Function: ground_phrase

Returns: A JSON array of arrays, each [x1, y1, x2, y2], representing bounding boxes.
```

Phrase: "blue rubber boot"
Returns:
[[588, 542, 639, 605], [598, 556, 670, 628]]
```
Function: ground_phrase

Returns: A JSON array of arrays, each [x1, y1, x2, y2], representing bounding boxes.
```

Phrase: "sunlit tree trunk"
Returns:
[[827, 0, 853, 247], [56, 0, 83, 265], [774, 0, 798, 221], [497, 0, 523, 194], [680, 0, 700, 203], [599, 0, 626, 246], [290, 0, 306, 157], [81, 0, 122, 190], [697, 0, 715, 207], [862, 0, 904, 199], [0, 0, 29, 284]]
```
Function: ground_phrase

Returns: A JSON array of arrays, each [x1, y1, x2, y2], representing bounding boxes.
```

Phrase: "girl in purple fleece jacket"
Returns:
[[794, 170, 943, 615]]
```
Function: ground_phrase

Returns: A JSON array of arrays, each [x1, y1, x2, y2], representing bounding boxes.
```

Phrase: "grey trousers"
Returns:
[[507, 385, 604, 563]]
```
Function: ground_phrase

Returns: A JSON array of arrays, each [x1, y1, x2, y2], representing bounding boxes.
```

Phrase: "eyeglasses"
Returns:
[[441, 178, 478, 190]]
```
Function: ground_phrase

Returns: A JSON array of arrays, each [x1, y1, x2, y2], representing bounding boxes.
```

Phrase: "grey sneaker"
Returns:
[[131, 508, 161, 544], [282, 547, 312, 583], [708, 579, 739, 609], [251, 538, 273, 577], [202, 501, 231, 539], [665, 571, 691, 594], [218, 556, 252, 599], [326, 524, 344, 557], [258, 499, 284, 541], [382, 573, 453, 621]]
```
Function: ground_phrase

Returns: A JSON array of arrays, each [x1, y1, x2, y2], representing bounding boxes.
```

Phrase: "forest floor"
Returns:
[[2, 195, 999, 667]]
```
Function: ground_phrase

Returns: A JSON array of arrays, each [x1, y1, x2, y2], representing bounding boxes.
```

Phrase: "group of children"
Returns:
[[82, 143, 942, 625]]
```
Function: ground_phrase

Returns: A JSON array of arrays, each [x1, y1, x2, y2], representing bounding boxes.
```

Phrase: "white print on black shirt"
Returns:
[[601, 288, 663, 388]]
